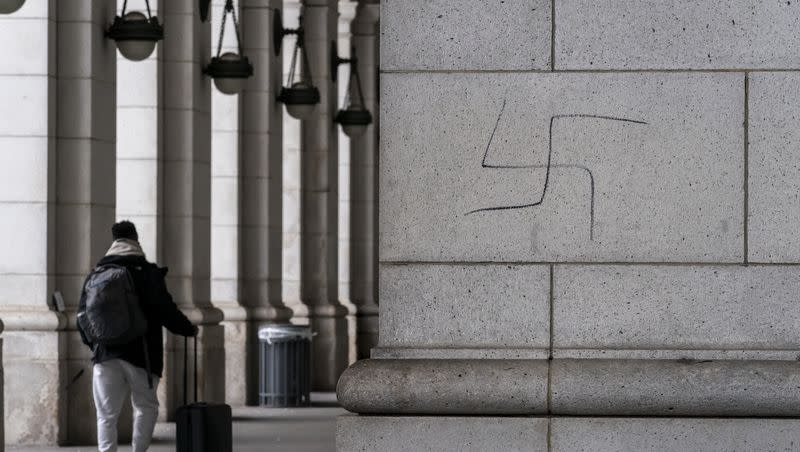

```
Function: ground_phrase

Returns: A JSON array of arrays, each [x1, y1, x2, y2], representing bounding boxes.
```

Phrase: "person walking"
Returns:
[[77, 221, 197, 452]]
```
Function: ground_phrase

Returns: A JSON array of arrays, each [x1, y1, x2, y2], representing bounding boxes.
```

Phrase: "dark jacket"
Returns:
[[77, 254, 195, 377]]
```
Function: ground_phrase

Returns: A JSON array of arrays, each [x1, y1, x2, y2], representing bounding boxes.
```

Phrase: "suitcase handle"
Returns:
[[183, 335, 198, 405]]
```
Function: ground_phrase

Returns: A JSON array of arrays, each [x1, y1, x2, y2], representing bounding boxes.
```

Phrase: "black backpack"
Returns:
[[77, 264, 148, 346]]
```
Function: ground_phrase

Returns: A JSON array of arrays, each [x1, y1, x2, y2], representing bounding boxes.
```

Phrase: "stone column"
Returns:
[[282, 0, 305, 319], [300, 0, 349, 390], [238, 0, 292, 405], [58, 0, 119, 445], [337, 0, 357, 365], [209, 0, 246, 407], [348, 0, 379, 359], [0, 2, 64, 445], [162, 0, 225, 417]]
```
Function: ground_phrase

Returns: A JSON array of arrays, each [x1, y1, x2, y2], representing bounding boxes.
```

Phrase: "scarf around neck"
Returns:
[[105, 239, 146, 258]]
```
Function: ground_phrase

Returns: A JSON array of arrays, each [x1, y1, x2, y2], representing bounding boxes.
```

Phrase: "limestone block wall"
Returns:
[[338, 0, 800, 449]]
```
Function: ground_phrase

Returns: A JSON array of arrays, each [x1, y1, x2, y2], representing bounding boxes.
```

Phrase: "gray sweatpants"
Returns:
[[93, 359, 160, 452]]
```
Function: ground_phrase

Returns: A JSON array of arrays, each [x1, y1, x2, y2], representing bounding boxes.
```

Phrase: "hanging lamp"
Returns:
[[331, 42, 372, 138], [107, 0, 163, 61], [205, 0, 253, 95], [0, 0, 24, 14], [274, 11, 320, 120]]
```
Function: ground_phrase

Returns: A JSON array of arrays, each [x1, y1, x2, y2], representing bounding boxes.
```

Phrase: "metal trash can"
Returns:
[[258, 324, 312, 407]]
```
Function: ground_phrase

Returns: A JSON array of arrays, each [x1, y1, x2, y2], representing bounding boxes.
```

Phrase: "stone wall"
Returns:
[[338, 1, 800, 449]]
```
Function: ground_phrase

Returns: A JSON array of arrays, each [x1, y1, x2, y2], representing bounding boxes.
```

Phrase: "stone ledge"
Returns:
[[552, 358, 800, 416], [337, 358, 800, 416], [336, 359, 548, 415]]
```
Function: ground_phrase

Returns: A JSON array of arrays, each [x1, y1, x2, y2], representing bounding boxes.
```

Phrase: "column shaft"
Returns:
[[57, 0, 119, 445], [162, 0, 225, 417], [349, 2, 380, 359], [300, 0, 349, 390], [0, 1, 63, 445], [210, 0, 246, 407], [281, 0, 306, 317], [239, 0, 291, 405], [337, 0, 358, 366]]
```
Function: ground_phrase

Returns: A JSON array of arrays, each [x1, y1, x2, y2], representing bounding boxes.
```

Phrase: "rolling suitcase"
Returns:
[[175, 336, 233, 452]]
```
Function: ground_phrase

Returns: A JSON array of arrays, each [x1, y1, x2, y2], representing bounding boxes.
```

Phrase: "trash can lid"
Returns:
[[258, 324, 314, 342]]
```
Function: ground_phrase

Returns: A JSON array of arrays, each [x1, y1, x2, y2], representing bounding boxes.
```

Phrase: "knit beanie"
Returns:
[[112, 220, 139, 241]]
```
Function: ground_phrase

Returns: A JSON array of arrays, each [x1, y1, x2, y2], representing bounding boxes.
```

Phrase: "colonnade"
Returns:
[[0, 0, 379, 446]]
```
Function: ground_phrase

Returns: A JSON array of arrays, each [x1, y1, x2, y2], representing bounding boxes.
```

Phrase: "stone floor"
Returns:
[[9, 393, 345, 452]]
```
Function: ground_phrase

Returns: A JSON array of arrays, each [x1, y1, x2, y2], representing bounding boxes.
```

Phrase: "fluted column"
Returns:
[[300, 0, 349, 390], [349, 1, 379, 359], [239, 0, 292, 405], [162, 0, 225, 417]]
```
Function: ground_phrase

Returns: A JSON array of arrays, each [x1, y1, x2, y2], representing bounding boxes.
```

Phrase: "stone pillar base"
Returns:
[[222, 319, 248, 406], [163, 324, 226, 420], [337, 416, 800, 452], [4, 331, 67, 446]]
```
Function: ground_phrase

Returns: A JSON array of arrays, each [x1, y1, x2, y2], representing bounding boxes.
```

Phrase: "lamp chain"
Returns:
[[216, 10, 227, 58], [300, 32, 313, 84], [343, 50, 366, 109], [287, 36, 299, 85], [352, 60, 366, 108], [216, 0, 243, 58], [287, 18, 311, 86], [121, 0, 154, 19]]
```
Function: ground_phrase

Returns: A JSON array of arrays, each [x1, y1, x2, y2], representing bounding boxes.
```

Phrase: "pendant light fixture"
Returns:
[[107, 0, 163, 62], [205, 0, 253, 95], [331, 42, 372, 138], [0, 0, 24, 14], [274, 10, 320, 120]]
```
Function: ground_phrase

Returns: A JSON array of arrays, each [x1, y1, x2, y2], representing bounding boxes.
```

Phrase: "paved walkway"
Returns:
[[9, 394, 345, 452]]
